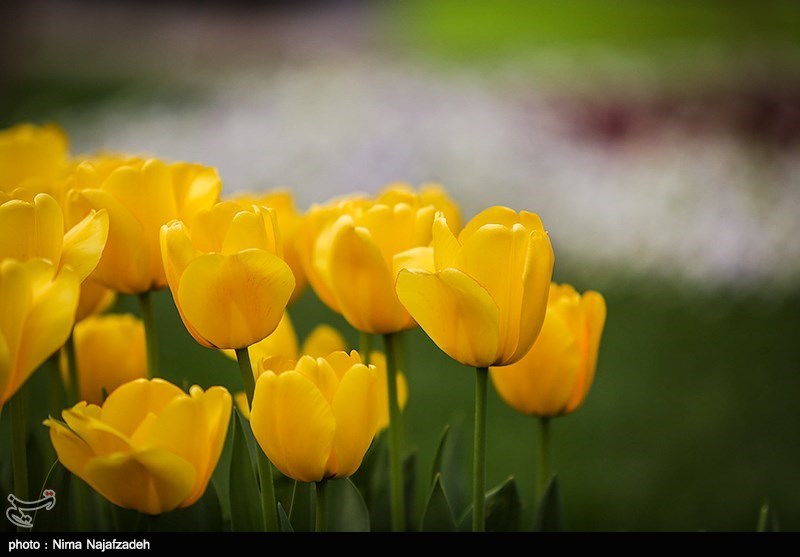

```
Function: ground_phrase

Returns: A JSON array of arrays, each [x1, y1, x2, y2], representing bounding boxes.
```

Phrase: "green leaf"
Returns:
[[31, 461, 71, 531], [278, 503, 294, 532], [228, 409, 263, 531], [420, 474, 457, 532], [327, 478, 370, 532], [757, 500, 780, 532], [485, 476, 521, 532], [431, 425, 450, 486], [534, 475, 564, 532]]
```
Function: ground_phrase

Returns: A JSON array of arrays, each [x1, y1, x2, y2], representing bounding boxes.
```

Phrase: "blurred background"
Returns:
[[2, 0, 799, 531]]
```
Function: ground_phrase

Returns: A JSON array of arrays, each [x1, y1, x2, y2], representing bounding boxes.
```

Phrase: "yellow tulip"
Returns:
[[75, 278, 116, 322], [296, 195, 369, 312], [229, 190, 307, 304], [250, 351, 378, 482], [0, 259, 79, 408], [302, 324, 347, 358], [45, 378, 231, 515], [491, 284, 606, 417], [377, 182, 462, 233], [66, 157, 221, 294], [0, 123, 69, 198], [314, 201, 437, 334], [396, 206, 554, 368], [72, 314, 147, 405], [233, 323, 407, 429], [0, 190, 109, 282], [160, 201, 295, 349]]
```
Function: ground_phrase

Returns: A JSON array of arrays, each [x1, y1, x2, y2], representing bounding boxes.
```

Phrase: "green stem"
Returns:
[[138, 291, 159, 378], [257, 451, 279, 532], [235, 348, 256, 406], [359, 331, 372, 365], [287, 481, 298, 520], [473, 366, 488, 532], [66, 334, 79, 403], [315, 480, 328, 532], [47, 351, 64, 418], [73, 479, 92, 531], [10, 389, 29, 530], [235, 347, 278, 532], [537, 417, 551, 501], [383, 333, 405, 532]]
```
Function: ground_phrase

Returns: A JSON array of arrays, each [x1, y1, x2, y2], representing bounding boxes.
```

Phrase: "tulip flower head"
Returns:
[[66, 157, 221, 294], [0, 259, 79, 408], [229, 189, 307, 304], [396, 206, 554, 368], [0, 189, 109, 283], [491, 284, 606, 417], [250, 350, 379, 482], [161, 201, 295, 350], [0, 123, 69, 198], [72, 314, 147, 405], [46, 378, 231, 515]]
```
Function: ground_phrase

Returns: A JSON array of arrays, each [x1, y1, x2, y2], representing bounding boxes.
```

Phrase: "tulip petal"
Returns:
[[13, 263, 78, 400], [169, 163, 221, 225], [250, 371, 336, 483], [326, 217, 411, 334], [431, 216, 460, 271], [330, 364, 378, 478], [491, 310, 581, 416], [100, 378, 184, 438], [76, 189, 152, 293], [177, 250, 295, 349], [160, 221, 207, 345], [222, 209, 271, 255], [393, 246, 434, 278], [83, 448, 196, 515], [294, 356, 339, 405], [0, 260, 32, 387], [61, 209, 109, 282], [146, 386, 231, 507], [0, 194, 63, 265], [396, 268, 500, 367], [507, 231, 554, 364], [458, 206, 543, 242], [301, 324, 347, 358], [62, 403, 135, 456], [565, 291, 606, 412], [46, 418, 95, 476]]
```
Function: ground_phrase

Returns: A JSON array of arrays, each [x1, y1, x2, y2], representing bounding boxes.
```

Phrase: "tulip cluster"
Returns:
[[1, 123, 607, 532]]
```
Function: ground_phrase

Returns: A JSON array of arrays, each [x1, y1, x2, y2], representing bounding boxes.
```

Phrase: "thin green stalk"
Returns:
[[47, 351, 63, 418], [72, 480, 92, 531], [359, 331, 372, 365], [537, 417, 551, 501], [10, 389, 29, 531], [315, 480, 328, 532], [383, 333, 405, 532], [235, 348, 256, 405], [256, 451, 279, 532], [138, 291, 159, 377], [66, 334, 79, 403], [235, 347, 278, 532], [473, 366, 488, 532], [287, 480, 298, 520]]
